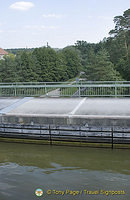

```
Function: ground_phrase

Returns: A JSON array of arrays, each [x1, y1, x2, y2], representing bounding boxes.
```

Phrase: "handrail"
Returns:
[[0, 82, 130, 97], [0, 81, 130, 85]]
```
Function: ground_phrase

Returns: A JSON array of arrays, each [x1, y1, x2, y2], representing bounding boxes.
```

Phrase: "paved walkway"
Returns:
[[0, 97, 130, 117], [41, 88, 60, 97]]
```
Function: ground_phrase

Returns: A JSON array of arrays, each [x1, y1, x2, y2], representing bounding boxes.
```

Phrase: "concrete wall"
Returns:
[[0, 114, 130, 127]]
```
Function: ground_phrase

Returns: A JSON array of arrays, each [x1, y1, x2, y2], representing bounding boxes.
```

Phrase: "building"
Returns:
[[0, 48, 8, 60]]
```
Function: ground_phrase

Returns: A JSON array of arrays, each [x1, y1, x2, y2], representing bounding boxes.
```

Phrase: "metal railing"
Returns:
[[0, 81, 130, 97], [0, 124, 130, 148]]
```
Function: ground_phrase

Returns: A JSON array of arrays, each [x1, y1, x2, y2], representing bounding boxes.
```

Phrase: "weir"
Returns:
[[0, 97, 130, 148]]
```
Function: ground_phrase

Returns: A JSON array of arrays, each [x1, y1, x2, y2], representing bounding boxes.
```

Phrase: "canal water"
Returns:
[[0, 142, 130, 200]]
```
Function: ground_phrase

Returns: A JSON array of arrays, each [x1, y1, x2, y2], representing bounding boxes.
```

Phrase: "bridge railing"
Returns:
[[0, 82, 130, 97], [0, 80, 130, 85]]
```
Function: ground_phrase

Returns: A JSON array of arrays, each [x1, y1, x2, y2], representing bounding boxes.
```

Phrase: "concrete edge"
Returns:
[[1, 113, 130, 119], [0, 114, 130, 127]]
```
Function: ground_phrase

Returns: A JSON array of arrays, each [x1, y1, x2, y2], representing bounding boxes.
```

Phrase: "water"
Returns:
[[0, 142, 130, 200]]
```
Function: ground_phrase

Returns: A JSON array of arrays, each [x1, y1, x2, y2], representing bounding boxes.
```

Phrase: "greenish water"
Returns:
[[0, 142, 130, 200]]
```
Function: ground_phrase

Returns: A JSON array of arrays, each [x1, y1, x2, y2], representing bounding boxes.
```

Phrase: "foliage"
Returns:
[[0, 47, 81, 82], [75, 9, 130, 81], [85, 49, 122, 81]]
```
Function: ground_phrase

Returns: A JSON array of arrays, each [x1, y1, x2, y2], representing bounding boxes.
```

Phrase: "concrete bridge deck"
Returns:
[[0, 97, 130, 127]]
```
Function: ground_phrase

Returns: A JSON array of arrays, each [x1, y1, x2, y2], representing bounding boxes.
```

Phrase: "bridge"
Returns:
[[0, 81, 130, 148]]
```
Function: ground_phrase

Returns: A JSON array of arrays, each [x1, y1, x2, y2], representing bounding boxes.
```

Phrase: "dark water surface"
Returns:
[[0, 142, 130, 200]]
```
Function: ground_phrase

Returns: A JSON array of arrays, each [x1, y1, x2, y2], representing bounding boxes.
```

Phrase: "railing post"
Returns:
[[14, 86, 17, 97], [115, 84, 117, 98], [79, 126, 81, 145], [79, 85, 80, 97], [49, 125, 52, 145], [111, 127, 114, 149], [45, 83, 47, 95]]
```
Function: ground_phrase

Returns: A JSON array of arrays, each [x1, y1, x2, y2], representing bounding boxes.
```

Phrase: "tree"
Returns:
[[107, 9, 130, 59], [15, 51, 38, 82], [105, 9, 130, 80], [61, 46, 81, 79], [33, 47, 66, 82], [86, 49, 123, 81], [0, 56, 18, 82]]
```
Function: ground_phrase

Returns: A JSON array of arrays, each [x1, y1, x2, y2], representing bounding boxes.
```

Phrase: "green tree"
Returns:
[[15, 51, 38, 82], [0, 56, 18, 82], [61, 47, 81, 79], [86, 49, 123, 81], [107, 9, 130, 80]]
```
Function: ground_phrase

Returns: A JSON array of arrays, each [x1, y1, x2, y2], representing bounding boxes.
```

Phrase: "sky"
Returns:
[[0, 0, 129, 49]]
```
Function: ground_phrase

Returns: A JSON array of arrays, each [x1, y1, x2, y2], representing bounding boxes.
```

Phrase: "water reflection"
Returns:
[[0, 142, 130, 200], [0, 142, 130, 174]]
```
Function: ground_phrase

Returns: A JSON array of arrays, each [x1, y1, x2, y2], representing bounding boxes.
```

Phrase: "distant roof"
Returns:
[[0, 48, 8, 55]]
